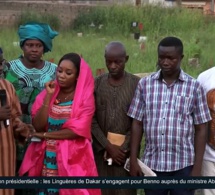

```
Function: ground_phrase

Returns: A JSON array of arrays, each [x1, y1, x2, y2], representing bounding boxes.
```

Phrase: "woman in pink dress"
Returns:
[[19, 53, 101, 195]]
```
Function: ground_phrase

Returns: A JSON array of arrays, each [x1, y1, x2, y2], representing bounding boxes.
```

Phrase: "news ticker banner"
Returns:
[[0, 177, 215, 189]]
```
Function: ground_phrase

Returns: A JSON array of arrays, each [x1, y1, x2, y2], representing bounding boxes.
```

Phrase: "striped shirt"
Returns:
[[128, 70, 211, 172], [0, 79, 22, 195], [92, 72, 140, 152]]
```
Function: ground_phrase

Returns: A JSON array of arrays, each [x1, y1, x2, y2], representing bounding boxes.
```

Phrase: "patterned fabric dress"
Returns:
[[3, 58, 57, 124], [3, 58, 57, 161], [39, 100, 72, 195], [3, 58, 57, 195]]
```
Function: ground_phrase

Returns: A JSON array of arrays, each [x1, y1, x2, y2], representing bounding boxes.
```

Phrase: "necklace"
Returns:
[[54, 90, 75, 105]]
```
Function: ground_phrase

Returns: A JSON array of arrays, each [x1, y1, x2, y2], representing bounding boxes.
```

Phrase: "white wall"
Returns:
[[148, 0, 177, 7], [109, 0, 135, 4], [110, 0, 177, 6]]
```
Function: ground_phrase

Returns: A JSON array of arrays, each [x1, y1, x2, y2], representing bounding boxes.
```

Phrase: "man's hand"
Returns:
[[130, 159, 143, 176], [105, 143, 127, 165], [190, 165, 201, 177], [0, 105, 11, 121], [14, 119, 35, 138]]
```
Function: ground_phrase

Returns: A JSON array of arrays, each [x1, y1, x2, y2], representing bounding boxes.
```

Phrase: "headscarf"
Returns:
[[31, 57, 95, 139], [18, 22, 58, 53]]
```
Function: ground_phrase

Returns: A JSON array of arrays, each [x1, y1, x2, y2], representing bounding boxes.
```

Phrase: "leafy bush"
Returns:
[[72, 5, 205, 36]]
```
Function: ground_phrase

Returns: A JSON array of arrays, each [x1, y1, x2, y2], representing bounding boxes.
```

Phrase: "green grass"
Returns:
[[1, 27, 214, 79], [1, 5, 215, 78]]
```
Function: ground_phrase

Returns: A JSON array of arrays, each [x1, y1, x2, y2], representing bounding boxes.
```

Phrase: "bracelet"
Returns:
[[43, 132, 47, 140], [43, 103, 49, 107]]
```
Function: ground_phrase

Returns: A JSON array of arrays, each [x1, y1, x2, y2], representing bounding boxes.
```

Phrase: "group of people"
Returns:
[[0, 21, 214, 195], [1, 22, 100, 195]]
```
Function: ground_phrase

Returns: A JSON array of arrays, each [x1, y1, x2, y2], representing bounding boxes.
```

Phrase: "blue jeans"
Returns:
[[144, 166, 195, 195]]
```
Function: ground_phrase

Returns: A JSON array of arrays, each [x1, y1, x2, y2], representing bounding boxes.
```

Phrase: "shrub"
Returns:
[[72, 5, 205, 36]]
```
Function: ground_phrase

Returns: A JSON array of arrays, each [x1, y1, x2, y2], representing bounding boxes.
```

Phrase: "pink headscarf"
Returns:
[[19, 58, 101, 195]]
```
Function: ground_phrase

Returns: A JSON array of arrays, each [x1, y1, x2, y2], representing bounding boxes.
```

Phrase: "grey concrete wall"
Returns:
[[0, 0, 143, 28], [0, 1, 99, 28]]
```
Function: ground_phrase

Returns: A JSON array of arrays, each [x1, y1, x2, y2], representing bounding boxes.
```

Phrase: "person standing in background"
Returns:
[[92, 41, 139, 195], [128, 36, 211, 195], [3, 22, 58, 195], [0, 71, 31, 195], [197, 67, 215, 195]]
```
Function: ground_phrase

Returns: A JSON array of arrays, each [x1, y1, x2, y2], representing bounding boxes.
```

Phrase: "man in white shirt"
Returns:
[[197, 67, 215, 195]]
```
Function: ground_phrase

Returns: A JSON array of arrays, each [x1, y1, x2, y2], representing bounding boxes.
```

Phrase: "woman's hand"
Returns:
[[29, 132, 44, 139], [14, 119, 35, 139], [45, 80, 56, 95]]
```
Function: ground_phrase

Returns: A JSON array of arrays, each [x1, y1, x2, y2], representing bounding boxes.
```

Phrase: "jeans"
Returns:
[[144, 166, 195, 195]]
